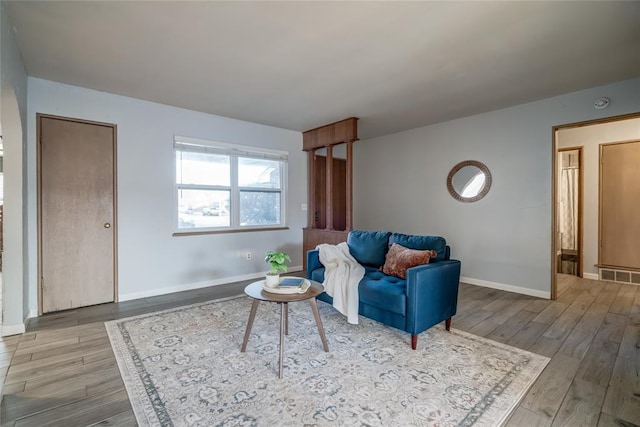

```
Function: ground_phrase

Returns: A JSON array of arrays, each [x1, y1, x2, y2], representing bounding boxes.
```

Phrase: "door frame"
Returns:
[[551, 111, 640, 300], [37, 113, 118, 315], [556, 146, 583, 278]]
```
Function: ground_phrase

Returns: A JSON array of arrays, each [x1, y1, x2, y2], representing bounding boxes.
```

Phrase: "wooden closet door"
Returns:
[[39, 115, 117, 313], [600, 140, 640, 269]]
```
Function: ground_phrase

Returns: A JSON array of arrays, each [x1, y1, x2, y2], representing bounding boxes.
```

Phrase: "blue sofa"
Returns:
[[306, 230, 461, 349]]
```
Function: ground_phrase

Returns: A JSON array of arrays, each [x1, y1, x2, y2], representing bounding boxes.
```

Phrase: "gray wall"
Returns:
[[26, 77, 306, 315], [353, 78, 640, 297], [1, 2, 29, 334]]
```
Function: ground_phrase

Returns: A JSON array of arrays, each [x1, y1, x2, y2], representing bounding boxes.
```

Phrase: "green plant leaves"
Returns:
[[264, 251, 291, 274]]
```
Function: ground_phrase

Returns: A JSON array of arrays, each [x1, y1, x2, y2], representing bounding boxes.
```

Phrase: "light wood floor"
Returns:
[[1, 275, 638, 426]]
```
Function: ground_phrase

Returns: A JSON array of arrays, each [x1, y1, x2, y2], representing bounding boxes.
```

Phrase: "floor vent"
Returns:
[[600, 268, 640, 285], [601, 269, 615, 281]]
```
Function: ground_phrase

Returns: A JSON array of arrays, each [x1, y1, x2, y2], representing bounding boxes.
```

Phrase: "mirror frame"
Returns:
[[447, 160, 492, 203]]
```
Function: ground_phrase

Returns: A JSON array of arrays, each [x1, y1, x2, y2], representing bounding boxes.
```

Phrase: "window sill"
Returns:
[[173, 226, 290, 237]]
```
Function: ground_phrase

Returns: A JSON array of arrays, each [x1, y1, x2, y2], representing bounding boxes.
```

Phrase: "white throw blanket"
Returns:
[[317, 242, 365, 325]]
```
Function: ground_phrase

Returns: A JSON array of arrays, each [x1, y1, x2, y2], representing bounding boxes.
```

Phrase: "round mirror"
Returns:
[[447, 160, 492, 202]]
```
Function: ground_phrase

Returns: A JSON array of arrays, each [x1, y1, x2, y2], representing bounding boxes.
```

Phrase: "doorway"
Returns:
[[1, 82, 24, 335], [38, 114, 118, 314], [552, 112, 640, 299], [0, 124, 3, 328], [556, 148, 582, 277]]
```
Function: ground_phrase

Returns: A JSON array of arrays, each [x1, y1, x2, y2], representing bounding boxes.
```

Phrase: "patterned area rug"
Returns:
[[105, 296, 549, 426]]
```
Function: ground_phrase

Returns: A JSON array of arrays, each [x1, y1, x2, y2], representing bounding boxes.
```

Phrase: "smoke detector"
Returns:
[[594, 97, 610, 110]]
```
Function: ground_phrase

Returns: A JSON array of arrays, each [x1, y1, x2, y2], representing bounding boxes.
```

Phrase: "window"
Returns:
[[175, 136, 287, 232]]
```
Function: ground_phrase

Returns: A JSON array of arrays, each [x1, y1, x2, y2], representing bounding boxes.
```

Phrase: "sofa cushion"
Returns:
[[347, 230, 391, 267], [313, 265, 405, 316], [359, 268, 406, 316], [389, 233, 447, 262], [382, 243, 436, 279]]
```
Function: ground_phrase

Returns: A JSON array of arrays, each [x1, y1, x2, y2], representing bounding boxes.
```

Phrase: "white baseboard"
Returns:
[[583, 273, 599, 280], [118, 266, 304, 302], [0, 310, 36, 335], [460, 276, 551, 299], [2, 323, 25, 337]]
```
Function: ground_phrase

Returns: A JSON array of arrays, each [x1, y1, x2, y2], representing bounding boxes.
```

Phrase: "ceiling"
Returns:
[[6, 1, 640, 139]]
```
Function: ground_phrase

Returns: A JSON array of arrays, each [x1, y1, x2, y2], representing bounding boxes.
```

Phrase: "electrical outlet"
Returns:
[[246, 252, 251, 260], [301, 203, 308, 211]]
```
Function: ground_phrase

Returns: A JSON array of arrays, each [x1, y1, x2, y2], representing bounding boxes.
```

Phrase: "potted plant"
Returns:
[[264, 251, 291, 287]]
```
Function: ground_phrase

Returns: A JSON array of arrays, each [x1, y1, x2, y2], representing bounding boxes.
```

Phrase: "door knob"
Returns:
[[104, 223, 111, 228]]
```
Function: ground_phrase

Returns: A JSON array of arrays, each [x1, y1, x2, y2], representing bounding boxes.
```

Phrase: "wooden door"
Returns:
[[599, 140, 640, 270], [38, 115, 117, 314]]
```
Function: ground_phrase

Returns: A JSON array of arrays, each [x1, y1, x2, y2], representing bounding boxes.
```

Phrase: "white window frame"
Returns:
[[174, 135, 288, 234]]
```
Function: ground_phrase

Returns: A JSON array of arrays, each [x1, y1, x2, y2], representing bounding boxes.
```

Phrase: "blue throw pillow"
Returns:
[[347, 230, 391, 267], [389, 233, 447, 262]]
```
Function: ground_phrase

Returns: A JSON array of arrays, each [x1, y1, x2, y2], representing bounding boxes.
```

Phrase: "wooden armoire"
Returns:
[[302, 117, 358, 269]]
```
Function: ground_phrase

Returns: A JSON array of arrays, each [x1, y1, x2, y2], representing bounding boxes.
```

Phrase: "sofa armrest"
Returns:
[[306, 249, 322, 279], [405, 259, 461, 334]]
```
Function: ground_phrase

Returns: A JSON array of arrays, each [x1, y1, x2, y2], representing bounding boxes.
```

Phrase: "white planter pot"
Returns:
[[265, 274, 280, 288]]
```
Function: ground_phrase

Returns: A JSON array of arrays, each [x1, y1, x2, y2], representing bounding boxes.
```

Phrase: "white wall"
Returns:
[[557, 117, 640, 278], [27, 78, 305, 311], [354, 78, 640, 298], [1, 2, 29, 335]]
